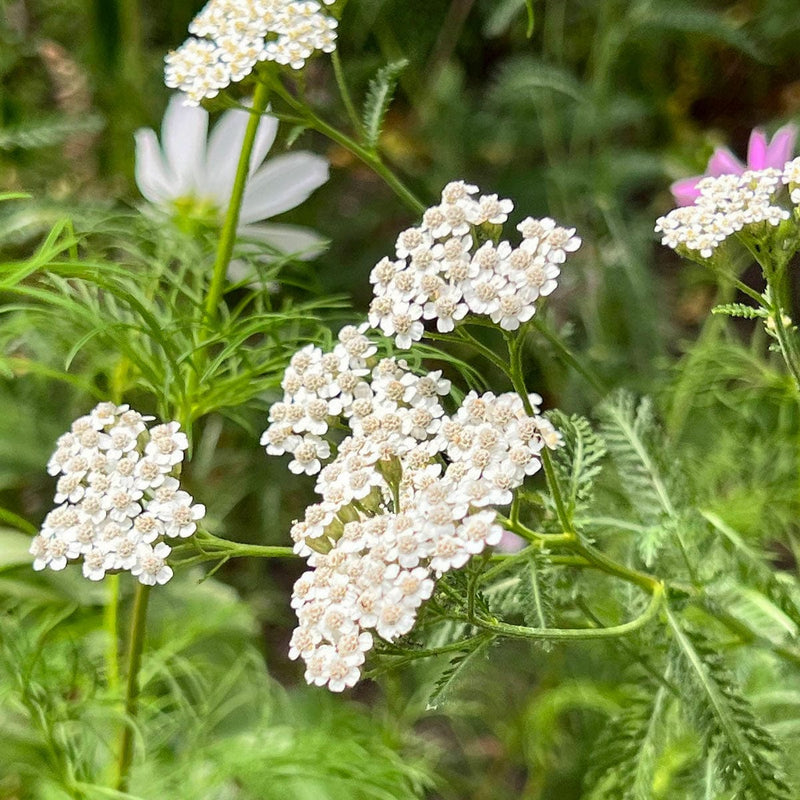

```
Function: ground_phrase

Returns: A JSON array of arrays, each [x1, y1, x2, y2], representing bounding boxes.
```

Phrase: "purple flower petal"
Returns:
[[747, 128, 769, 170], [707, 147, 745, 176], [670, 176, 703, 206], [764, 123, 798, 169]]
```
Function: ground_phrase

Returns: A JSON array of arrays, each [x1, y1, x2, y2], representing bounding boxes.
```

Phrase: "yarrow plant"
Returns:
[[9, 2, 800, 795], [657, 124, 800, 394], [262, 324, 560, 690], [369, 181, 581, 348], [655, 161, 799, 259], [165, 0, 338, 105], [255, 180, 581, 690], [30, 403, 205, 586]]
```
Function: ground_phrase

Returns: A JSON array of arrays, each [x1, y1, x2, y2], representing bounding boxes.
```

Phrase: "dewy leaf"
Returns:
[[361, 59, 409, 151]]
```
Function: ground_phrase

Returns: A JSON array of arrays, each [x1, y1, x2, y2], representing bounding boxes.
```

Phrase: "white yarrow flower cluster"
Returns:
[[166, 0, 338, 105], [263, 330, 561, 691], [655, 167, 794, 258], [31, 403, 205, 585], [368, 181, 581, 349], [783, 157, 800, 205]]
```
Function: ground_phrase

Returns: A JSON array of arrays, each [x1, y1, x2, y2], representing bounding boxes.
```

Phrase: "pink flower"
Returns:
[[671, 123, 797, 206]]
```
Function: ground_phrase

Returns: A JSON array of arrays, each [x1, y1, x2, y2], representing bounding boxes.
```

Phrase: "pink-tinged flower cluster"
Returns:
[[262, 329, 561, 691], [367, 181, 581, 349], [671, 124, 797, 206], [30, 403, 205, 585], [656, 162, 800, 259], [165, 0, 337, 105]]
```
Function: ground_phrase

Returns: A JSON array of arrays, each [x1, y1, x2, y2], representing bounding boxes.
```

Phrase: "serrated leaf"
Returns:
[[492, 56, 586, 106], [666, 607, 793, 799], [548, 411, 607, 522], [426, 638, 491, 710], [711, 302, 767, 319], [361, 59, 408, 151], [0, 114, 104, 151]]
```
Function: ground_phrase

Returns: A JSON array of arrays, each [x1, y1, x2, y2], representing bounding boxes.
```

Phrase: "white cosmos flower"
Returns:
[[135, 94, 329, 270]]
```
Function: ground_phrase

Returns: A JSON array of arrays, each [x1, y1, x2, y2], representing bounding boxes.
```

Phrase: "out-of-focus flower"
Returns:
[[135, 94, 329, 267], [165, 0, 338, 106], [671, 124, 797, 206]]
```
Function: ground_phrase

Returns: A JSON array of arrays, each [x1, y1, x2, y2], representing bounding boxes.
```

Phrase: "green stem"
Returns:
[[532, 317, 606, 395], [204, 81, 271, 321], [115, 582, 151, 793], [268, 76, 425, 215], [473, 582, 664, 642], [331, 49, 364, 137], [104, 574, 121, 694]]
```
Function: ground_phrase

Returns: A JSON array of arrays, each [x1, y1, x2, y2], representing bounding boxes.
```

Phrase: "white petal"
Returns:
[[134, 128, 175, 204], [249, 113, 280, 175], [238, 222, 328, 260], [161, 94, 208, 195], [239, 152, 329, 225], [201, 108, 251, 206]]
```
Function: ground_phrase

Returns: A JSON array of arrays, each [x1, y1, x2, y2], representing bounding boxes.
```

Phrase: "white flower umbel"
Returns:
[[655, 168, 792, 259], [135, 94, 329, 271], [165, 0, 338, 105], [263, 331, 562, 691], [368, 181, 581, 349], [32, 403, 205, 586]]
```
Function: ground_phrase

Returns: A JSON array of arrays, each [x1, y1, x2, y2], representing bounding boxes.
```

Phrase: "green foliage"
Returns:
[[712, 302, 768, 320], [548, 411, 607, 524], [361, 59, 409, 151], [0, 115, 104, 151], [666, 611, 793, 799]]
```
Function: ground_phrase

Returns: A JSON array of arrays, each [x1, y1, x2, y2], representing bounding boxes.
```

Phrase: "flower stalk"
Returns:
[[115, 582, 151, 792], [204, 80, 272, 322]]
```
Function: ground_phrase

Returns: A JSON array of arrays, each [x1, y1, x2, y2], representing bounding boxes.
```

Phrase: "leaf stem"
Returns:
[[331, 49, 364, 138], [115, 582, 151, 792], [473, 582, 663, 641], [267, 76, 425, 214]]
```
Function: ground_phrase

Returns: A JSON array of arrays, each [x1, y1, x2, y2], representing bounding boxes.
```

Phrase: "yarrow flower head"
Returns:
[[31, 403, 205, 586], [670, 123, 797, 207], [165, 0, 338, 105], [135, 94, 328, 269], [655, 163, 800, 260], [262, 327, 562, 691], [367, 181, 581, 349]]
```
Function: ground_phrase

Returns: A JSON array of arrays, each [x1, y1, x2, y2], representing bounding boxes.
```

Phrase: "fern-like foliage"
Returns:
[[361, 60, 408, 151], [597, 390, 691, 566], [666, 607, 793, 799], [547, 411, 607, 525], [426, 638, 493, 710], [584, 680, 670, 800], [0, 115, 103, 151], [712, 302, 768, 320]]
